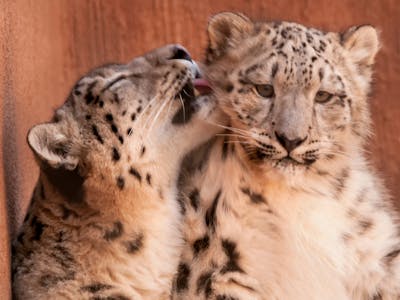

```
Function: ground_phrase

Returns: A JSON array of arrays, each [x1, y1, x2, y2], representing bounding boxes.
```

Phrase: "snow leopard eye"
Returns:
[[315, 90, 333, 103], [255, 84, 275, 98]]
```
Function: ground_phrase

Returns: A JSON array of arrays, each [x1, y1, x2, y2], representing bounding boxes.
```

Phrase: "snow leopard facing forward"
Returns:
[[173, 13, 400, 300], [12, 45, 222, 300]]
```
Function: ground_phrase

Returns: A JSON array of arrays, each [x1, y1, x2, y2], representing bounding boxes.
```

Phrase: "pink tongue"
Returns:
[[193, 78, 213, 95]]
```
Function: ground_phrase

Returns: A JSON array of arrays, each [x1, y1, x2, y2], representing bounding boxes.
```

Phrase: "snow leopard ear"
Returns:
[[342, 25, 380, 69], [28, 121, 81, 171], [206, 12, 253, 62]]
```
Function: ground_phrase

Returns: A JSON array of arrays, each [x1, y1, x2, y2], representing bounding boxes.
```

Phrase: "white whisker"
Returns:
[[148, 97, 172, 132]]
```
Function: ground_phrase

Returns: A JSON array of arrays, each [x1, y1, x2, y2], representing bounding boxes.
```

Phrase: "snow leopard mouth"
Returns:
[[176, 80, 196, 102], [275, 156, 316, 167], [172, 78, 212, 125], [174, 71, 212, 103], [193, 78, 212, 96]]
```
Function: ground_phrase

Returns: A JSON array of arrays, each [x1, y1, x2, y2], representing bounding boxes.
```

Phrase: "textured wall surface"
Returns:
[[1, 0, 399, 298]]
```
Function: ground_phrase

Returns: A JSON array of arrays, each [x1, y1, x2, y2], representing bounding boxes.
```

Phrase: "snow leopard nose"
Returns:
[[275, 132, 307, 153], [169, 45, 192, 62]]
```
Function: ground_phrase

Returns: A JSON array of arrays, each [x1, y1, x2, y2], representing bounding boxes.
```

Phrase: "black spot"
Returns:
[[189, 188, 200, 211], [311, 56, 317, 62], [111, 124, 118, 133], [271, 63, 279, 78], [177, 193, 186, 215], [240, 188, 266, 204], [193, 235, 210, 255], [196, 271, 213, 297], [384, 248, 400, 266], [205, 190, 221, 231], [129, 167, 142, 182], [118, 135, 124, 144], [225, 84, 234, 92], [131, 113, 136, 121], [126, 128, 133, 135], [31, 216, 46, 241], [81, 283, 113, 293], [105, 113, 113, 122], [335, 168, 350, 197], [245, 64, 260, 74], [140, 146, 146, 157], [125, 233, 144, 254], [85, 114, 92, 120], [85, 81, 97, 104], [116, 176, 125, 190], [175, 263, 191, 292], [39, 273, 74, 288], [99, 100, 104, 108], [104, 221, 124, 241], [221, 239, 243, 274], [112, 147, 120, 161], [358, 219, 373, 234], [92, 125, 104, 144], [136, 106, 142, 113], [277, 50, 287, 58], [146, 173, 152, 186], [318, 68, 324, 81]]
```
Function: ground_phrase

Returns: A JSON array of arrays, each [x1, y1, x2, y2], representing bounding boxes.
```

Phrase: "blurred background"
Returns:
[[1, 0, 399, 298]]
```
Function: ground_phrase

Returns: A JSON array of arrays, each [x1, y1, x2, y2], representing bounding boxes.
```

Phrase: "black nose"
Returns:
[[170, 46, 192, 62], [275, 132, 307, 153]]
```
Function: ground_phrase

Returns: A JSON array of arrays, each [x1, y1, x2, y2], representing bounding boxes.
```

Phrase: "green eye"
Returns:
[[255, 84, 275, 98], [315, 91, 333, 103]]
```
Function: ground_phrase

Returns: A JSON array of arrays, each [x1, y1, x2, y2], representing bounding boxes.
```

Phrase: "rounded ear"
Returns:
[[206, 12, 253, 61], [27, 122, 80, 170], [342, 25, 380, 68]]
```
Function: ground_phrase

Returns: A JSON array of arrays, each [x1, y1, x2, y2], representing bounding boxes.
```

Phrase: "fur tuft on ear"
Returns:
[[206, 12, 253, 62], [342, 25, 380, 69], [27, 122, 80, 170]]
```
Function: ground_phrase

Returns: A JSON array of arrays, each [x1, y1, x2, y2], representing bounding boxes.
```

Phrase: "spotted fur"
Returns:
[[173, 13, 400, 300], [12, 45, 223, 300]]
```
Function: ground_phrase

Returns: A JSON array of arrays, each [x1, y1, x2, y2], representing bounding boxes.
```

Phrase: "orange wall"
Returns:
[[1, 1, 399, 298]]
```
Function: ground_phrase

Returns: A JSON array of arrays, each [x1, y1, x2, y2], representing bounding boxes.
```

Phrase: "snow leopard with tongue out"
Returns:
[[172, 13, 400, 300], [12, 44, 223, 300]]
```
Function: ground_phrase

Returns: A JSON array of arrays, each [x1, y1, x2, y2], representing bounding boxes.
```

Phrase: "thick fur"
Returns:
[[173, 13, 400, 300], [12, 45, 222, 300]]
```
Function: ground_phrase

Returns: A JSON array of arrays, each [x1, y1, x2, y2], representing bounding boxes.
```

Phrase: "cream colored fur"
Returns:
[[173, 14, 400, 300], [13, 45, 222, 300]]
